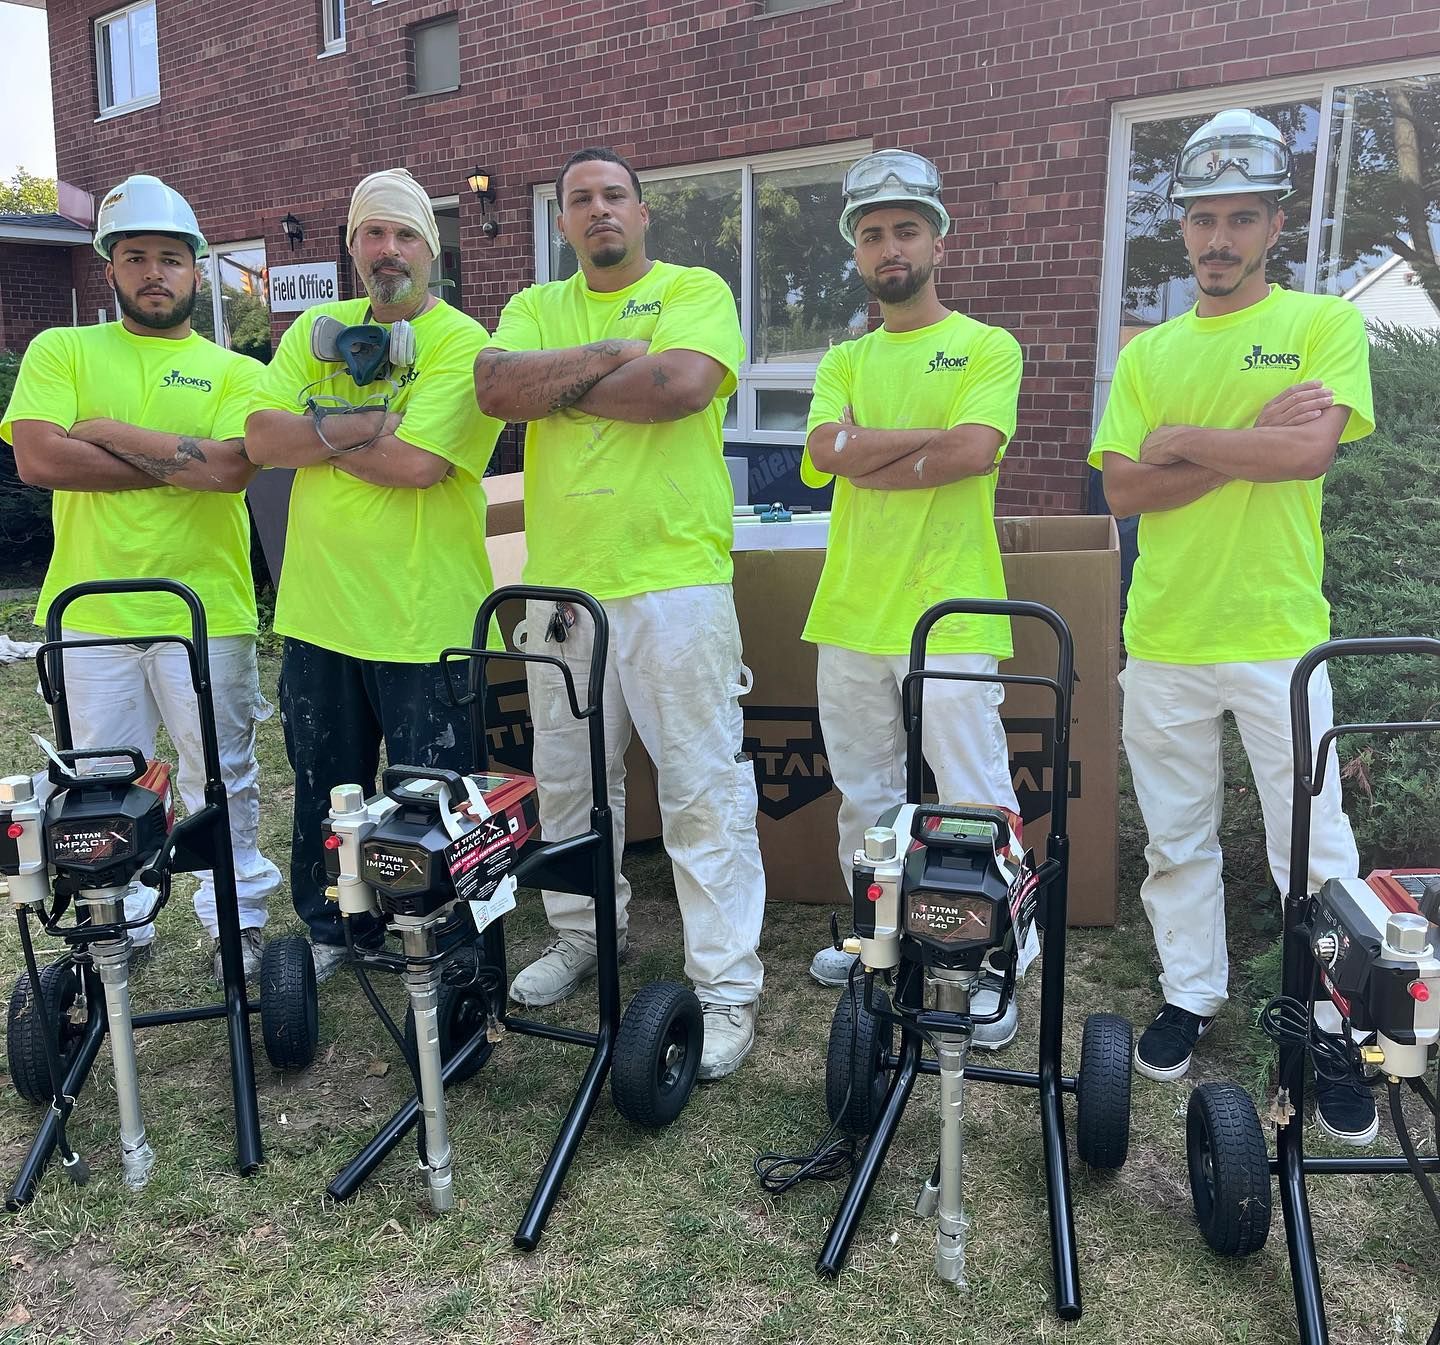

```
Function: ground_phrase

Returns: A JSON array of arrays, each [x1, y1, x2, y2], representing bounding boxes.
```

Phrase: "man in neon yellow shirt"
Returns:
[[247, 168, 502, 981], [801, 150, 1035, 1050], [1089, 110, 1375, 1143], [475, 147, 764, 1081], [1, 174, 279, 981]]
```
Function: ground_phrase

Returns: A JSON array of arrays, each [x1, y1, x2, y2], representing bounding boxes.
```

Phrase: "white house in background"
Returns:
[[1343, 253, 1440, 333]]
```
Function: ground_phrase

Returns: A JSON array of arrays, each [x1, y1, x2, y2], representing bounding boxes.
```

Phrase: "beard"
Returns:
[[862, 259, 933, 305], [1194, 252, 1265, 297], [367, 260, 424, 308], [585, 232, 628, 269], [116, 282, 198, 331]]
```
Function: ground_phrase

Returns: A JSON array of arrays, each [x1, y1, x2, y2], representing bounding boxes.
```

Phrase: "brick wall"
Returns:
[[43, 0, 1440, 513], [0, 244, 78, 352]]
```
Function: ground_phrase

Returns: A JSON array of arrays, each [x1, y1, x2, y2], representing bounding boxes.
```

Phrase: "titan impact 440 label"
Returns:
[[445, 817, 517, 905], [49, 819, 135, 865]]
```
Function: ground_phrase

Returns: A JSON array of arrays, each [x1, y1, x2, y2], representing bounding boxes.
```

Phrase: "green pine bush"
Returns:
[[1322, 323, 1440, 867], [0, 350, 54, 560]]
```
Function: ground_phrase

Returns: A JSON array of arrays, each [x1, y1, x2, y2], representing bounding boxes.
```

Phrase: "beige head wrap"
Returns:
[[346, 168, 440, 259]]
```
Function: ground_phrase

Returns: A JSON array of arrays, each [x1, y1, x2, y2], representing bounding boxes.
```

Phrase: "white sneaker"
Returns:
[[509, 934, 628, 1009], [698, 1001, 757, 1080], [969, 973, 1018, 1051], [809, 944, 857, 987], [309, 940, 349, 985], [211, 928, 265, 986]]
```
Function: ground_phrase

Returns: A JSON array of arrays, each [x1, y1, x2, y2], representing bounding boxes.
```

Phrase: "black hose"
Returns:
[[15, 910, 83, 1174], [1388, 1079, 1440, 1345]]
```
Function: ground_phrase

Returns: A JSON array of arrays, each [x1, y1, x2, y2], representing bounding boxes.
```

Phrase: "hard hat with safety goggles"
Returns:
[[1170, 109, 1294, 204], [839, 150, 950, 244]]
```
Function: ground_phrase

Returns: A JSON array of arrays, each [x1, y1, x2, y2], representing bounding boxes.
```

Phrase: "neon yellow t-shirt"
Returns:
[[250, 298, 502, 662], [1088, 285, 1374, 664], [487, 261, 743, 600], [801, 312, 1019, 658], [0, 323, 260, 638]]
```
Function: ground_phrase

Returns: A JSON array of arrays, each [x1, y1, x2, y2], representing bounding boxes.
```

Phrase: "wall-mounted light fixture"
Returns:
[[281, 212, 305, 250], [468, 168, 499, 239]]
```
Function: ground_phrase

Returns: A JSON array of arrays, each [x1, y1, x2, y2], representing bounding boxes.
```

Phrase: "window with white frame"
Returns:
[[1098, 61, 1440, 421], [535, 143, 871, 444], [192, 242, 272, 363], [321, 0, 346, 53], [95, 1, 158, 117]]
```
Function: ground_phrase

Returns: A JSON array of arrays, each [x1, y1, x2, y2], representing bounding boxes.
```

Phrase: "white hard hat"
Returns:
[[839, 149, 950, 245], [93, 174, 208, 260], [1170, 109, 1294, 204]]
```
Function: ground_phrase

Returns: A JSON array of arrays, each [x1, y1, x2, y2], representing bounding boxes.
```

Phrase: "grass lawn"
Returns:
[[0, 599, 1436, 1345]]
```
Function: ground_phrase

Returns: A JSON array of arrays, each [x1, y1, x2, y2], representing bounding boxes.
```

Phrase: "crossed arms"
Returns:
[[1100, 382, 1349, 519], [10, 418, 257, 494], [805, 405, 1005, 491], [473, 340, 728, 425], [243, 407, 453, 489]]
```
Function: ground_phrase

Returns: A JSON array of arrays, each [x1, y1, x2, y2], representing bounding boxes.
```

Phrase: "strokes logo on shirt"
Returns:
[[619, 299, 662, 320], [926, 351, 970, 373], [1242, 344, 1301, 371], [395, 366, 421, 390], [160, 369, 214, 392]]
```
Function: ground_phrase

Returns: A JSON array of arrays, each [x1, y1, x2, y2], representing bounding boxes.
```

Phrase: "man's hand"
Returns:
[[1254, 381, 1334, 428], [1139, 425, 1186, 466]]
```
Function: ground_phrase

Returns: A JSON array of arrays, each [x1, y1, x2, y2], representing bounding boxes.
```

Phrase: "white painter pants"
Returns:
[[523, 586, 765, 1006], [1122, 657, 1358, 1027], [57, 630, 281, 943], [816, 645, 1039, 973]]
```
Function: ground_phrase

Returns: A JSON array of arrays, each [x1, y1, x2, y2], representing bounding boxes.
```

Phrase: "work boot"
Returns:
[[210, 928, 265, 987], [969, 972, 1019, 1050], [1134, 1003, 1213, 1081], [309, 940, 350, 986], [698, 1001, 757, 1080], [509, 933, 627, 1009]]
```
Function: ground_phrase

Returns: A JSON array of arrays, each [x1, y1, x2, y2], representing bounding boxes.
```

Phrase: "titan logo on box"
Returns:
[[741, 707, 1081, 825]]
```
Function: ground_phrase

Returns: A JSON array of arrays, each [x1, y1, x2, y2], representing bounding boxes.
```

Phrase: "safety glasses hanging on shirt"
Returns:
[[1171, 133, 1294, 191], [842, 150, 943, 201]]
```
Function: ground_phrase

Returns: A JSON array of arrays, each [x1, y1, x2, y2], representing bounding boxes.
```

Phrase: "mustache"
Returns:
[[371, 260, 412, 276], [1200, 254, 1242, 265]]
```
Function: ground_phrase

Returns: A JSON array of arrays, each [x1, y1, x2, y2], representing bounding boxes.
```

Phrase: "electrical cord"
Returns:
[[754, 960, 862, 1195], [1257, 960, 1372, 1085]]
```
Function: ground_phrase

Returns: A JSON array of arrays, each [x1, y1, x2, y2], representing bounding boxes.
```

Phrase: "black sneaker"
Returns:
[[1313, 1055, 1379, 1146], [1134, 1004, 1213, 1081]]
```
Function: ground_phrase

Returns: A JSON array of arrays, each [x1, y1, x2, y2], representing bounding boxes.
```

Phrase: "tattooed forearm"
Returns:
[[651, 365, 670, 389], [107, 436, 208, 481]]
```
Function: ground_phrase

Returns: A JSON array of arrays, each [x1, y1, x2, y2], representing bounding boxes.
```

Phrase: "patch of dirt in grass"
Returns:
[[4, 1233, 196, 1343]]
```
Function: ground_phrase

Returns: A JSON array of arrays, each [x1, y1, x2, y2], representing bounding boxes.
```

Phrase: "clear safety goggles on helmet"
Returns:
[[842, 150, 943, 202], [1172, 132, 1293, 191]]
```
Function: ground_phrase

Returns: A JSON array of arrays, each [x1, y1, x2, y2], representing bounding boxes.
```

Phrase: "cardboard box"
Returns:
[[733, 515, 1120, 926], [482, 471, 525, 537], [481, 531, 662, 845]]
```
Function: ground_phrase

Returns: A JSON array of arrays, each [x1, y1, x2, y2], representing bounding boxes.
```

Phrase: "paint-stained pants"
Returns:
[[57, 629, 280, 943], [1121, 657, 1359, 1026], [816, 644, 1038, 972], [279, 637, 471, 947], [523, 586, 765, 1006]]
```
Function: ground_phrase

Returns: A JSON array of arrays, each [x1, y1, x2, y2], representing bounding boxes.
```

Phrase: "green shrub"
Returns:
[[0, 349, 54, 564], [1322, 323, 1440, 867]]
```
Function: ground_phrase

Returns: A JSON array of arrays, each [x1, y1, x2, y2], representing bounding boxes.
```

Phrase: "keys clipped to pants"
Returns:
[[545, 603, 576, 645]]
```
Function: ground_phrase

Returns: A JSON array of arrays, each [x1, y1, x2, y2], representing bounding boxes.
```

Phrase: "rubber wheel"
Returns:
[[1186, 1081, 1273, 1257], [259, 935, 319, 1071], [403, 952, 494, 1086], [611, 980, 703, 1129], [7, 960, 87, 1105], [1075, 1012, 1133, 1169], [825, 983, 893, 1137]]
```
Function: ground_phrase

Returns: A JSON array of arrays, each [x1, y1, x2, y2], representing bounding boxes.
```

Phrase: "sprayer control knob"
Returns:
[[330, 784, 366, 815]]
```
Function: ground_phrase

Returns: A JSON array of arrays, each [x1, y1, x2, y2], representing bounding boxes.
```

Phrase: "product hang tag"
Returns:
[[444, 814, 517, 906], [469, 873, 518, 935]]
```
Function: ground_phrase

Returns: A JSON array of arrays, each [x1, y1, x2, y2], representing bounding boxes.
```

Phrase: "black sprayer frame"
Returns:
[[7, 578, 263, 1208], [815, 597, 1088, 1322], [324, 585, 625, 1251], [1270, 635, 1440, 1345]]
